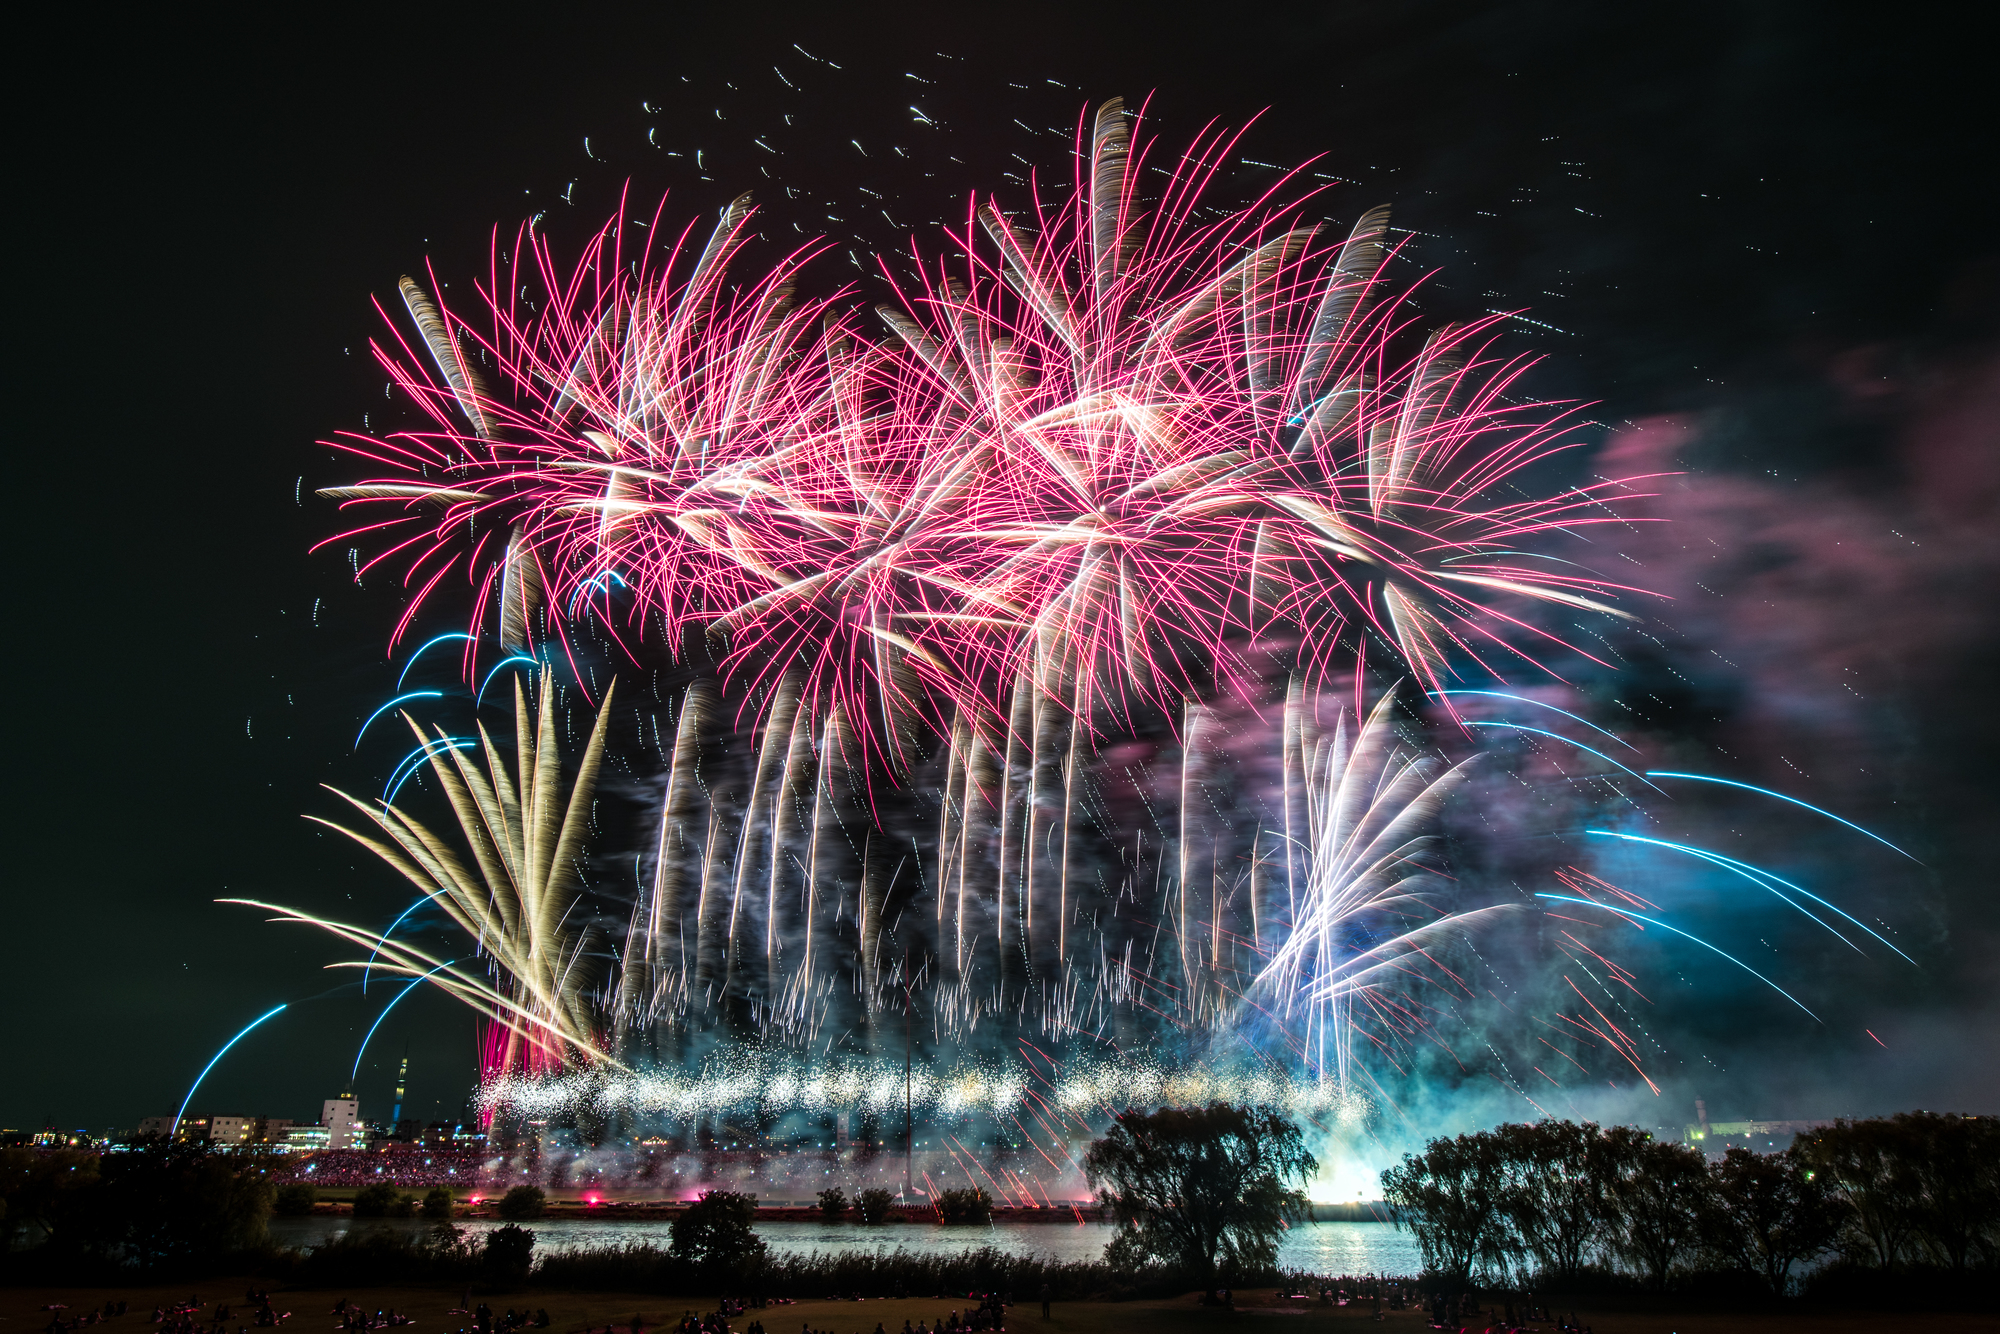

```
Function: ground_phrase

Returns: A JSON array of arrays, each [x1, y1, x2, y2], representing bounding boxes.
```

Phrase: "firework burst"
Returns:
[[262, 95, 1924, 1132], [322, 99, 1653, 746]]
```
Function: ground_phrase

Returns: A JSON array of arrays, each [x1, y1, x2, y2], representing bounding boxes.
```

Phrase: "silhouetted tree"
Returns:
[[1381, 1130, 1509, 1285], [1703, 1145, 1846, 1295], [498, 1185, 546, 1220], [671, 1190, 766, 1273], [1490, 1120, 1624, 1284], [1891, 1111, 2000, 1274], [353, 1183, 405, 1217], [934, 1187, 992, 1224], [1083, 1102, 1314, 1292], [1798, 1116, 1922, 1268], [274, 1183, 318, 1217], [0, 1148, 100, 1249], [1604, 1129, 1712, 1289], [56, 1141, 273, 1273], [482, 1223, 536, 1286]]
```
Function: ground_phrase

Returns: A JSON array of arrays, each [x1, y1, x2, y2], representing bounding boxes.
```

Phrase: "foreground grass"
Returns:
[[8, 1281, 2000, 1334]]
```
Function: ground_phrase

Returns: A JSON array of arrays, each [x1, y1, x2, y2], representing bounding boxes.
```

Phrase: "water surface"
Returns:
[[266, 1218, 1420, 1275]]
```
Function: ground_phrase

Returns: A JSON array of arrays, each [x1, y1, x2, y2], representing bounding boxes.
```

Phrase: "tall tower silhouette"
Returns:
[[392, 1046, 409, 1125]]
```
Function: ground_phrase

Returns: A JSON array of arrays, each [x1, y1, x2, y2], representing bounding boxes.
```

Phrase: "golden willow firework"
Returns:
[[233, 676, 622, 1074]]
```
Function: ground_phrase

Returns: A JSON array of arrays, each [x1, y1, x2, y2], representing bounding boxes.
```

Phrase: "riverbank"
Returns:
[[292, 1197, 1395, 1226]]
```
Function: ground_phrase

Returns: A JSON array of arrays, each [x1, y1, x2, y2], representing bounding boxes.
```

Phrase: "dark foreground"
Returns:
[[9, 1282, 1998, 1334]]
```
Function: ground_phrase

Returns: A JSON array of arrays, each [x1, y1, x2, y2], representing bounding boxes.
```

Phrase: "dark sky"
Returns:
[[11, 1, 1995, 1133]]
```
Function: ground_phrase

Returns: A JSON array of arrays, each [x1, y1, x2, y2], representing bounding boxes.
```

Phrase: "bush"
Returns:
[[934, 1188, 993, 1225], [287, 1222, 478, 1287], [274, 1184, 318, 1217], [670, 1190, 766, 1272], [351, 1183, 402, 1218], [483, 1223, 536, 1287], [422, 1186, 455, 1220], [817, 1187, 850, 1221], [857, 1188, 897, 1225], [497, 1185, 546, 1220], [532, 1242, 1146, 1299], [8, 1142, 272, 1279]]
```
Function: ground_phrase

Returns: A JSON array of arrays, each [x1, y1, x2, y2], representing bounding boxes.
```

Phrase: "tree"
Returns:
[[352, 1183, 404, 1218], [1703, 1146, 1846, 1296], [422, 1186, 456, 1220], [856, 1187, 896, 1224], [934, 1187, 992, 1224], [52, 1141, 273, 1272], [671, 1190, 767, 1272], [1797, 1117, 1921, 1269], [1489, 1120, 1620, 1284], [817, 1187, 850, 1221], [1891, 1111, 2000, 1274], [482, 1223, 536, 1286], [274, 1183, 318, 1217], [1381, 1131, 1508, 1286], [0, 1148, 100, 1248], [1083, 1103, 1315, 1292], [1604, 1130, 1712, 1289], [497, 1185, 546, 1220]]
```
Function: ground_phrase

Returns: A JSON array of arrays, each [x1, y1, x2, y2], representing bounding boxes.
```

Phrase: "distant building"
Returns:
[[252, 1116, 295, 1145], [149, 1115, 212, 1143], [283, 1125, 330, 1152], [1684, 1117, 1832, 1150], [29, 1128, 97, 1148], [321, 1098, 364, 1151], [209, 1116, 253, 1146], [133, 1114, 295, 1148]]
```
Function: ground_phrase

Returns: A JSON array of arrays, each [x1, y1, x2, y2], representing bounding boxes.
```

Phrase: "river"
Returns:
[[265, 1218, 1421, 1276]]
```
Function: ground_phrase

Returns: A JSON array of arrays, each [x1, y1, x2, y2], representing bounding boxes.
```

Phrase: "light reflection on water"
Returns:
[[265, 1218, 1421, 1276]]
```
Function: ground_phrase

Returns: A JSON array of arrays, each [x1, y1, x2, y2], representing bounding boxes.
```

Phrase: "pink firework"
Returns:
[[322, 99, 1657, 749], [878, 99, 1657, 723]]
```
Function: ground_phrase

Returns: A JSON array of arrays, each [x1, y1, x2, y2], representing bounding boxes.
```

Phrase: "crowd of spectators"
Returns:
[[276, 1148, 489, 1188]]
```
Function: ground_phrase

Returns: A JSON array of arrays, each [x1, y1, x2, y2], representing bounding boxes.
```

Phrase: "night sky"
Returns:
[[12, 1, 1995, 1136]]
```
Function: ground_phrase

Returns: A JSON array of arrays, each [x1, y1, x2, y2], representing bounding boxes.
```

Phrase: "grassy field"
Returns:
[[7, 1280, 1997, 1334]]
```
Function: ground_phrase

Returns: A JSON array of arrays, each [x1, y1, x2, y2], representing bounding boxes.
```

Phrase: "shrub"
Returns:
[[482, 1223, 536, 1287], [934, 1188, 993, 1225], [287, 1222, 478, 1287], [274, 1184, 318, 1217], [497, 1185, 546, 1220], [351, 1183, 402, 1218], [422, 1186, 455, 1220], [670, 1190, 766, 1272], [28, 1141, 272, 1275], [532, 1242, 1149, 1299], [857, 1188, 897, 1225], [817, 1187, 850, 1221]]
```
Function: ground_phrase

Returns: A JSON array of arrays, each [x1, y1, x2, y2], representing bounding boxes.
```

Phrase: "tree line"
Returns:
[[1380, 1112, 1999, 1295]]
